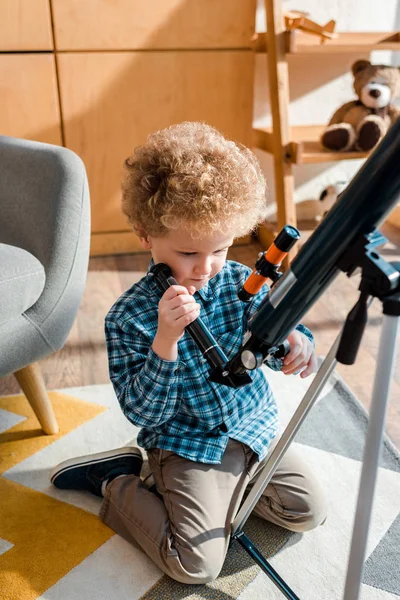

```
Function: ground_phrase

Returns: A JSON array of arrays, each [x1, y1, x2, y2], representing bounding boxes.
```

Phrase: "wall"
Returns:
[[254, 0, 400, 219]]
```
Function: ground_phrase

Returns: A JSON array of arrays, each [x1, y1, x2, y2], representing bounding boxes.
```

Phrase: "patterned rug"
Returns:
[[0, 368, 399, 600]]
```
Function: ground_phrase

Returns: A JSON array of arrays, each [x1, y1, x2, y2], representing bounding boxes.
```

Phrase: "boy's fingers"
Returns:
[[283, 363, 303, 375], [176, 304, 201, 325], [310, 353, 318, 372], [162, 285, 189, 300], [169, 294, 197, 310], [282, 355, 304, 373], [300, 366, 313, 378], [174, 302, 200, 317], [284, 342, 303, 365], [283, 345, 314, 374], [300, 354, 318, 378]]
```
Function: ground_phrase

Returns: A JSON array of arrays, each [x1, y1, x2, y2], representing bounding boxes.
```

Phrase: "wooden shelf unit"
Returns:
[[254, 30, 400, 54], [254, 0, 400, 252], [253, 125, 369, 164]]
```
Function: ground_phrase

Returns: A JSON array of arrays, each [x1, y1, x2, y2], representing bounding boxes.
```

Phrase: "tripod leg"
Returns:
[[235, 531, 301, 600], [232, 333, 340, 536], [343, 314, 399, 600]]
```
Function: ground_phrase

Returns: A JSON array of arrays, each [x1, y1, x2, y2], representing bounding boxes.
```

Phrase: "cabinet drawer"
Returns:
[[0, 54, 61, 144], [52, 0, 256, 50], [0, 0, 53, 50]]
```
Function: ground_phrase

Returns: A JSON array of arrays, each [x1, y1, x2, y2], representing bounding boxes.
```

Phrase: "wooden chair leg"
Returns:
[[14, 363, 59, 435]]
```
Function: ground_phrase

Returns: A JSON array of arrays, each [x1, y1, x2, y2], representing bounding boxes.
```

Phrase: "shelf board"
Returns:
[[254, 30, 400, 54], [289, 30, 400, 53], [253, 125, 369, 164]]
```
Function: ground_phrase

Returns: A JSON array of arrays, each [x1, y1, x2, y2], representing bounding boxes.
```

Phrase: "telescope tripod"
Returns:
[[231, 240, 400, 600]]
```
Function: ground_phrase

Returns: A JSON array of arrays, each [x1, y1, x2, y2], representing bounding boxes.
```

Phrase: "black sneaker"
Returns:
[[50, 447, 143, 497]]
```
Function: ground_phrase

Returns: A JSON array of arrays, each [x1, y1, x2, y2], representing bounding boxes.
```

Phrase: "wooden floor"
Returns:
[[1, 224, 399, 449]]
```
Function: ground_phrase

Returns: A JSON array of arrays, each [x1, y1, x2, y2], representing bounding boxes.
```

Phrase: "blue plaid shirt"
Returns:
[[105, 260, 313, 464]]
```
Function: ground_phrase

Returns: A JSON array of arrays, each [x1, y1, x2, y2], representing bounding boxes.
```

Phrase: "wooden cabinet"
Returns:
[[2, 0, 256, 255], [0, 0, 62, 144], [0, 0, 59, 144]]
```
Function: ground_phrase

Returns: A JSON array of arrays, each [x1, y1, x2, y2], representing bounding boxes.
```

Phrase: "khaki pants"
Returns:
[[100, 439, 327, 584]]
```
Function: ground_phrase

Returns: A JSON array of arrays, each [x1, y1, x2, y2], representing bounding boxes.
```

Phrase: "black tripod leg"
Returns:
[[234, 531, 301, 600]]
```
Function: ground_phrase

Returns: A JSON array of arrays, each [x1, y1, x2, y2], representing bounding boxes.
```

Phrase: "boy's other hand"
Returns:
[[156, 284, 200, 343], [281, 330, 317, 378]]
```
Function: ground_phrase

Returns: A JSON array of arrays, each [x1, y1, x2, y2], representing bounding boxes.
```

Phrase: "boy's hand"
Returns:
[[282, 330, 317, 378], [156, 285, 200, 343]]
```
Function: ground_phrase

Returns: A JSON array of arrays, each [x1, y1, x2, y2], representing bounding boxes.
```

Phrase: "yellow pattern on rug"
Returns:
[[0, 392, 113, 600], [0, 392, 107, 474], [0, 478, 113, 600]]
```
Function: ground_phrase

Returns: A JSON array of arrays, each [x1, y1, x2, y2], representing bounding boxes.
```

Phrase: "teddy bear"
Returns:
[[321, 60, 400, 152], [318, 181, 348, 218], [294, 181, 348, 222]]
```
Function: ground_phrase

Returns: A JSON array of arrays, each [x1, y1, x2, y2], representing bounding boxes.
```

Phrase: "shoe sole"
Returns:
[[50, 447, 142, 484]]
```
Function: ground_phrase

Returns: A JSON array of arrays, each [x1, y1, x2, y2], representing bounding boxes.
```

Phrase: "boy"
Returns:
[[51, 122, 326, 584]]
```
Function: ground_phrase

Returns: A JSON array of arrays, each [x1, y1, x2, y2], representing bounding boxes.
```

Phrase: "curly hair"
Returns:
[[121, 122, 268, 239]]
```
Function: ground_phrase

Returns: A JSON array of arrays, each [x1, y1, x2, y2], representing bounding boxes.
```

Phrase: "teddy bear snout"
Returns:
[[361, 83, 391, 109]]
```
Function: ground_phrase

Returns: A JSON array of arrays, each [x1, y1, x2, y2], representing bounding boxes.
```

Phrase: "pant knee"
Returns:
[[291, 495, 328, 532], [164, 551, 224, 585], [171, 571, 218, 585]]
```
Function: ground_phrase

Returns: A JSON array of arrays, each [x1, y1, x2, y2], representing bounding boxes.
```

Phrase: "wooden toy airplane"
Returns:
[[284, 11, 338, 41]]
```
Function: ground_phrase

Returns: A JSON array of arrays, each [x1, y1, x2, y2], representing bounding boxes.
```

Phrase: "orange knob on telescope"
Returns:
[[238, 225, 301, 301]]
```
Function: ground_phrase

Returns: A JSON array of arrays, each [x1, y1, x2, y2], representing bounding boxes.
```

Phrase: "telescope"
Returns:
[[229, 120, 400, 600]]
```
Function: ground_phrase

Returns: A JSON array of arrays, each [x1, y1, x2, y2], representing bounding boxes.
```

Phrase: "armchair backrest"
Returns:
[[0, 136, 90, 352]]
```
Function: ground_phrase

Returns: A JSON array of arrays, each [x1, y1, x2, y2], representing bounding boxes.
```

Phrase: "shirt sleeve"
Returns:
[[105, 316, 186, 427]]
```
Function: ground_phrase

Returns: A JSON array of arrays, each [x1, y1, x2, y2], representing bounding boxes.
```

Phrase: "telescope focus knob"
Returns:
[[240, 350, 264, 370]]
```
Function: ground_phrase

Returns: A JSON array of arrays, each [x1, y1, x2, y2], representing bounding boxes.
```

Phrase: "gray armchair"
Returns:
[[0, 135, 90, 434]]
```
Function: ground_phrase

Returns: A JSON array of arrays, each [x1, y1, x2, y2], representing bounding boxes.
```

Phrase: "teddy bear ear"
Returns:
[[351, 60, 371, 75]]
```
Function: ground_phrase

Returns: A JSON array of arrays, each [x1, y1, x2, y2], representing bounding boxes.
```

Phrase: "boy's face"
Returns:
[[141, 228, 234, 291]]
